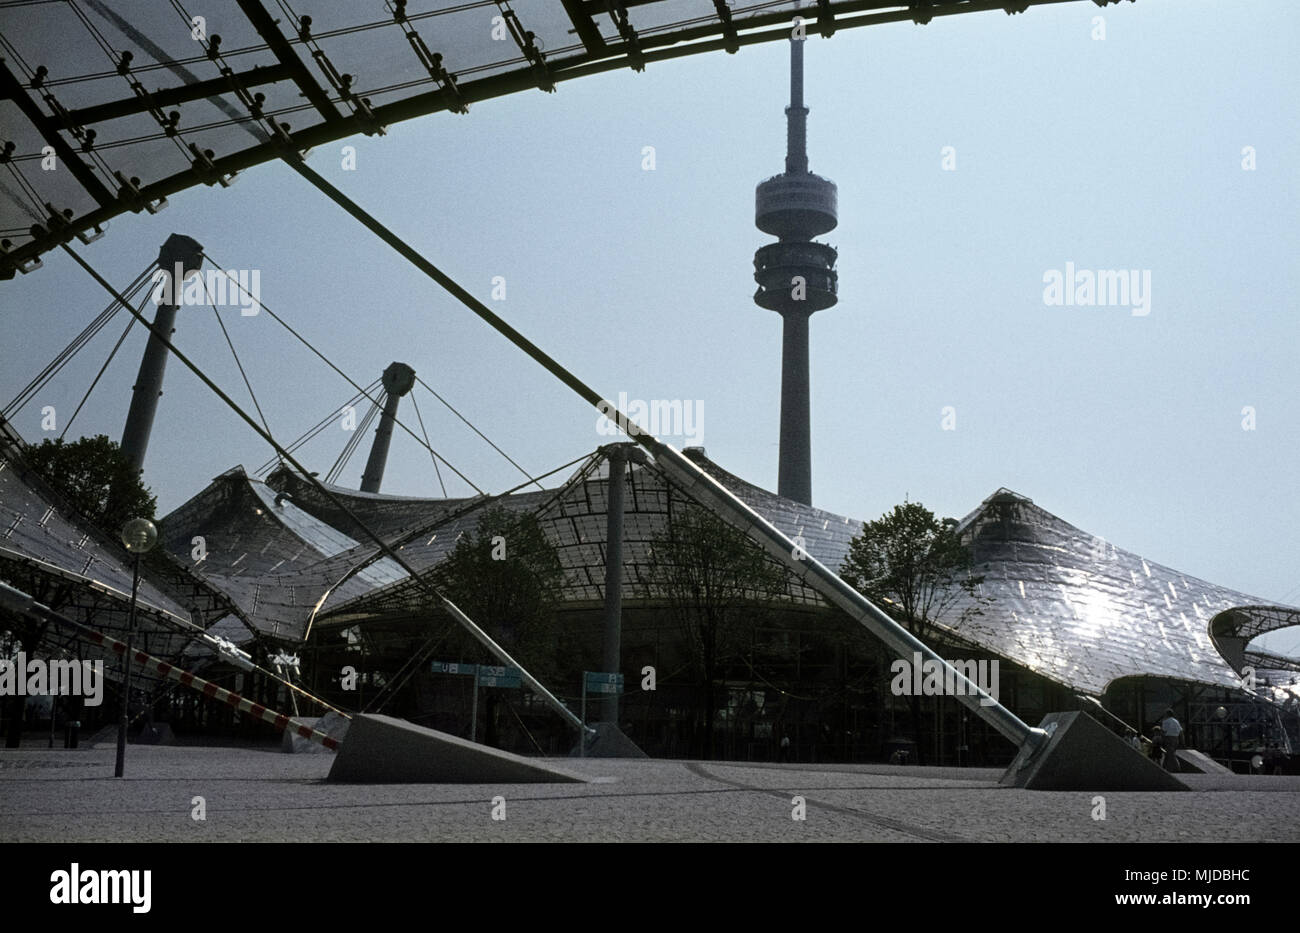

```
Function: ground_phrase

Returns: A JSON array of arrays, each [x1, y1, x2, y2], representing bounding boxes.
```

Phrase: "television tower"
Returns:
[[753, 36, 837, 506]]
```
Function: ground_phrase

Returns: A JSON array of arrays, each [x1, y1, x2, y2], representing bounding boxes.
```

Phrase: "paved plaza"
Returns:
[[2, 741, 1298, 843]]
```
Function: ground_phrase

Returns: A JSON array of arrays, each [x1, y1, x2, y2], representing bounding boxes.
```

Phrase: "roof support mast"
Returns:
[[120, 234, 202, 473], [359, 362, 415, 493]]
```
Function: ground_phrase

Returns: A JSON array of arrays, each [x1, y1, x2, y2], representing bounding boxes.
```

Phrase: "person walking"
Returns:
[[1148, 725, 1164, 764], [779, 733, 791, 763], [1160, 708, 1184, 772]]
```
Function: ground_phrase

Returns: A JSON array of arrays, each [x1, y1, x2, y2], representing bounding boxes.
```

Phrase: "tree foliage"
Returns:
[[22, 435, 156, 532], [839, 499, 985, 764], [646, 498, 789, 757], [429, 505, 565, 667], [427, 505, 567, 747], [839, 500, 983, 636]]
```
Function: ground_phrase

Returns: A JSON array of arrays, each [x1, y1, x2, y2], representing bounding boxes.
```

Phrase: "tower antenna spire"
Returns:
[[785, 34, 807, 174]]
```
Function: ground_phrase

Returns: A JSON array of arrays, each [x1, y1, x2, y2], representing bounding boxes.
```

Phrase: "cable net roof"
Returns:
[[152, 444, 1300, 700], [157, 464, 410, 640], [1209, 604, 1300, 701], [944, 489, 1292, 695], [155, 446, 855, 638], [308, 446, 853, 626], [2, 0, 1092, 276], [0, 440, 253, 691]]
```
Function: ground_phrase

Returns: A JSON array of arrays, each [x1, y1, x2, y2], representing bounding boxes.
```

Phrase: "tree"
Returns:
[[646, 498, 789, 759], [429, 505, 565, 745], [839, 500, 984, 764], [21, 435, 156, 531]]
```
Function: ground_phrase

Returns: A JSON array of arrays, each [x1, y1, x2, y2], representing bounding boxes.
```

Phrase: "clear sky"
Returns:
[[4, 0, 1297, 654]]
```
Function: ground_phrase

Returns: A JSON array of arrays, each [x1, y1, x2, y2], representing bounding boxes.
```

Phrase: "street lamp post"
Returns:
[[115, 517, 157, 778]]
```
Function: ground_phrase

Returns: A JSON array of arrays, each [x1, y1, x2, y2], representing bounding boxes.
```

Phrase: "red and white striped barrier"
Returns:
[[86, 627, 339, 751]]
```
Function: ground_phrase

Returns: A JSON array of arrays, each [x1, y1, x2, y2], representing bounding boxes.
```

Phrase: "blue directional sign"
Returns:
[[431, 661, 521, 688], [584, 671, 624, 695], [477, 665, 522, 689]]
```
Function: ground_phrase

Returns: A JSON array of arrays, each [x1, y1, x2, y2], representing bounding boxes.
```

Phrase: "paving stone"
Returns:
[[1, 745, 1297, 843]]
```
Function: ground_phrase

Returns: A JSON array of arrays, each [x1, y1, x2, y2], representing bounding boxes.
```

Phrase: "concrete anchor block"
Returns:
[[570, 722, 648, 758], [328, 714, 589, 783], [1001, 711, 1188, 791]]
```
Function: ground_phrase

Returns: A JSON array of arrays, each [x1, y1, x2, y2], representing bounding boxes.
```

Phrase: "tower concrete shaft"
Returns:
[[753, 38, 837, 506], [778, 310, 812, 505]]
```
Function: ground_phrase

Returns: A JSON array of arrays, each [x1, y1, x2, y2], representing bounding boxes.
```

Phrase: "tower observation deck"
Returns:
[[753, 36, 838, 506]]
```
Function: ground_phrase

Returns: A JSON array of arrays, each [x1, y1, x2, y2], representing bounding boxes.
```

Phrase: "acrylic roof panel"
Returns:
[[158, 465, 407, 639], [244, 481, 405, 587], [310, 447, 853, 622], [939, 490, 1294, 695], [1207, 604, 1300, 707], [166, 449, 960, 628], [180, 558, 369, 640], [159, 457, 584, 635], [0, 446, 246, 688], [266, 466, 489, 540], [1, 451, 213, 625], [161, 466, 339, 578], [266, 464, 566, 575], [304, 452, 616, 622], [1, 0, 1098, 276], [680, 448, 864, 568], [522, 451, 836, 607]]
